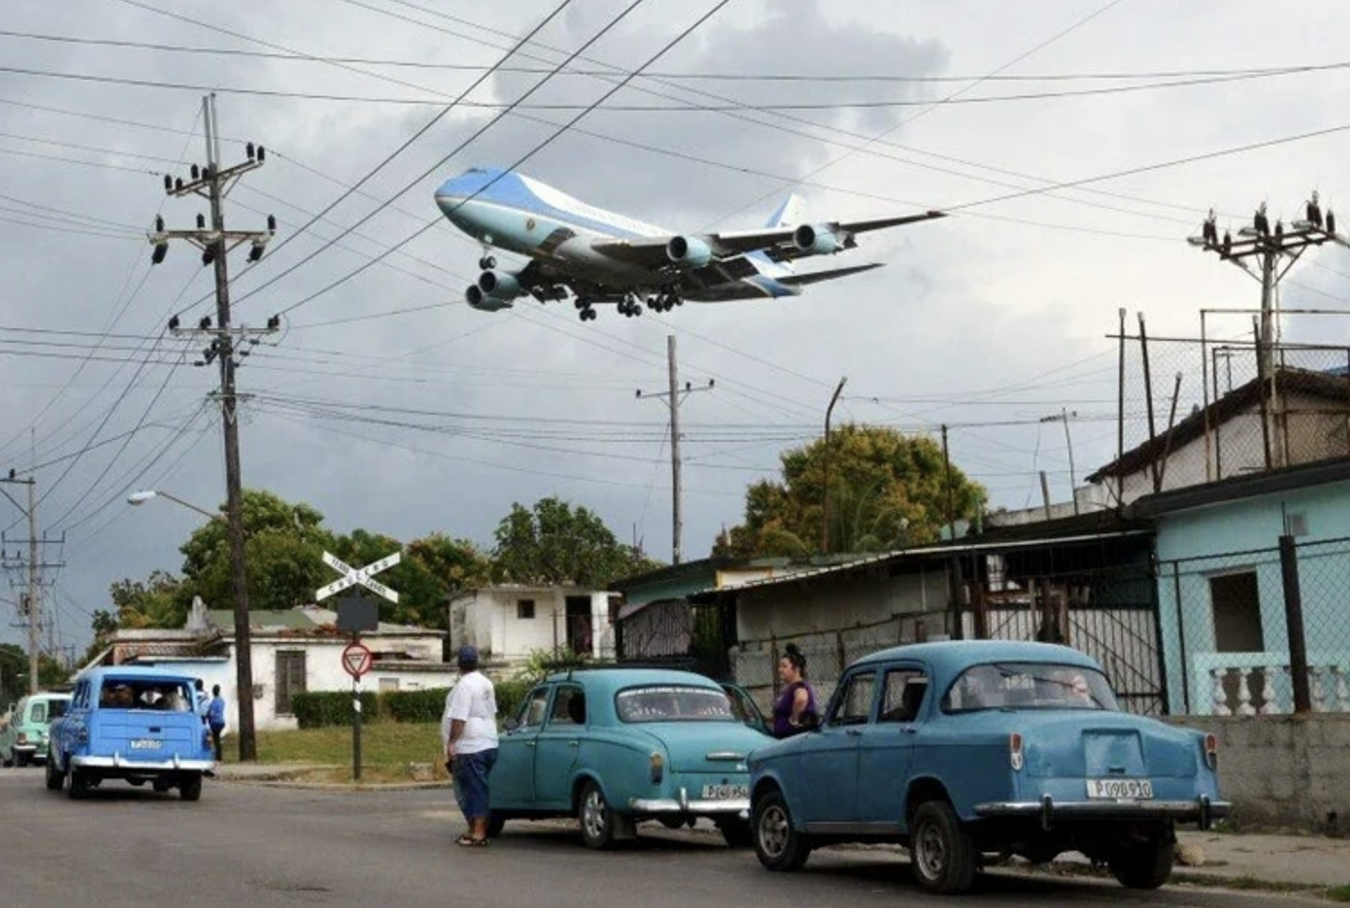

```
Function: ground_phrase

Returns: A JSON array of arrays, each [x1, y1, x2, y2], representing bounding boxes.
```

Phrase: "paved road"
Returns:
[[0, 768, 1319, 908]]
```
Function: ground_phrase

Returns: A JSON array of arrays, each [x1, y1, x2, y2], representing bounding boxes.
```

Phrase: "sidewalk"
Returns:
[[1045, 829, 1350, 891]]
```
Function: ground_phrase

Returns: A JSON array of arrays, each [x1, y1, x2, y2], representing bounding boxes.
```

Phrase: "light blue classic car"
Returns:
[[749, 641, 1229, 894], [47, 666, 214, 801], [490, 667, 772, 848], [0, 691, 71, 767]]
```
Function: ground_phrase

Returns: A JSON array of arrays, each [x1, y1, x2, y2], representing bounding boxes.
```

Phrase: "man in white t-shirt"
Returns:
[[442, 645, 499, 846]]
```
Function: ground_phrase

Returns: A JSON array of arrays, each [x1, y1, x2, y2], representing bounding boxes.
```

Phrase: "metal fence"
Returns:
[[1161, 535, 1350, 716], [1117, 327, 1350, 491]]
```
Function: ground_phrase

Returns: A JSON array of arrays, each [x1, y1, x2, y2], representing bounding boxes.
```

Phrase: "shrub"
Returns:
[[495, 677, 531, 721], [384, 687, 449, 723], [292, 691, 380, 729]]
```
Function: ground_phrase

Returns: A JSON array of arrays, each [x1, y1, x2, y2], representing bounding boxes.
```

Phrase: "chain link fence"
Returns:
[[1160, 536, 1350, 715], [1114, 330, 1350, 498]]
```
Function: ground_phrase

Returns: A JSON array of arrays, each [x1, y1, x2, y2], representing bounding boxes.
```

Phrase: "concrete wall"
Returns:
[[449, 587, 614, 665], [1168, 714, 1350, 831]]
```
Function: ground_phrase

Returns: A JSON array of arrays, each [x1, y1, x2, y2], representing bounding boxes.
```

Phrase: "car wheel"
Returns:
[[180, 772, 203, 802], [1108, 832, 1174, 889], [13, 750, 29, 768], [910, 800, 976, 894], [68, 767, 91, 800], [719, 818, 754, 849], [578, 781, 615, 850], [752, 790, 811, 871], [44, 752, 63, 791], [486, 811, 506, 838]]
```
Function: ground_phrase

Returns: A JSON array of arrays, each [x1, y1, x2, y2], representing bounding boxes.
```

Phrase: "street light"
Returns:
[[127, 489, 226, 522], [126, 487, 256, 762]]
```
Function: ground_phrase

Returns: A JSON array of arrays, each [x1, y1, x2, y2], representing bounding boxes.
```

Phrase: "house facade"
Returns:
[[447, 585, 618, 671], [1134, 457, 1350, 716], [90, 601, 451, 731]]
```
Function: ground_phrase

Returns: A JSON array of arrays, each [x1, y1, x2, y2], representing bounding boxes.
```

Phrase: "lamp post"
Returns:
[[127, 488, 256, 761]]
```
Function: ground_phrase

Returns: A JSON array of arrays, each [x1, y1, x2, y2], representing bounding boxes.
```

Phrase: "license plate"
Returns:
[[129, 738, 163, 750], [701, 784, 748, 800], [1086, 778, 1153, 800]]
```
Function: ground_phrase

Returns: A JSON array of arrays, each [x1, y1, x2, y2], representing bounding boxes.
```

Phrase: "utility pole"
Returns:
[[1190, 195, 1348, 467], [820, 377, 848, 556], [148, 94, 277, 761], [636, 335, 713, 565], [1039, 409, 1079, 514], [0, 471, 64, 694]]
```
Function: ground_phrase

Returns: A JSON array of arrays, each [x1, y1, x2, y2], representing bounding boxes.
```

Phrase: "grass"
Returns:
[[220, 721, 450, 785], [1327, 885, 1350, 903]]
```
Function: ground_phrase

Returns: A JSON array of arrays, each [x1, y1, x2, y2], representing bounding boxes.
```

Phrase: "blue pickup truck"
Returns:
[[46, 666, 214, 801]]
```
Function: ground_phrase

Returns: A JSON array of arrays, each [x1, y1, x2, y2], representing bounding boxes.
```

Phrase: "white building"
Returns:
[[448, 585, 618, 672], [87, 599, 452, 732]]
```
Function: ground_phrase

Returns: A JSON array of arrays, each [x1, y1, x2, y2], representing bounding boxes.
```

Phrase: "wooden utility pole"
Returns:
[[148, 94, 277, 761], [820, 376, 847, 555], [636, 335, 712, 565], [0, 471, 63, 694]]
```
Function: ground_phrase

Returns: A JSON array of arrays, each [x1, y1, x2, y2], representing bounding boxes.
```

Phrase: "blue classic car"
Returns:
[[490, 667, 772, 848], [47, 666, 214, 801], [749, 641, 1228, 894]]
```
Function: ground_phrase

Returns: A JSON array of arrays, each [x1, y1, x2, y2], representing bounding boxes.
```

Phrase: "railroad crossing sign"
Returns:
[[341, 641, 374, 679], [316, 551, 401, 603]]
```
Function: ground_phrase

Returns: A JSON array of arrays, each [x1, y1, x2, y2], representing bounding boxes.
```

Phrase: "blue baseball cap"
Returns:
[[457, 645, 479, 664]]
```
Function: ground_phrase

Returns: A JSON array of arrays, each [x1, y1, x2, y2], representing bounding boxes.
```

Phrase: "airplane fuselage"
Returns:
[[434, 168, 796, 301]]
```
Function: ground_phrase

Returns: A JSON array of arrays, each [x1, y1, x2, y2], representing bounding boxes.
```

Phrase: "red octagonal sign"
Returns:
[[341, 641, 374, 679]]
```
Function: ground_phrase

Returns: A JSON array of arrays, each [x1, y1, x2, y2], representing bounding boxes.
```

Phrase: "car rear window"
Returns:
[[98, 679, 195, 712], [616, 685, 737, 723], [942, 663, 1119, 712]]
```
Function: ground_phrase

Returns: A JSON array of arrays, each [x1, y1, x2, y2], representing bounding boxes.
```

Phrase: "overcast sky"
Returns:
[[3, 0, 1350, 655]]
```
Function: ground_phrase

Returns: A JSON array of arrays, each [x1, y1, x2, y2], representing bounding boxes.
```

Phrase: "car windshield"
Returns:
[[616, 685, 738, 723], [943, 662, 1119, 712], [98, 679, 194, 712]]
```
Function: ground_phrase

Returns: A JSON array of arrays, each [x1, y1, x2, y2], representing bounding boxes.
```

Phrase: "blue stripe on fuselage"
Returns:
[[435, 168, 657, 242]]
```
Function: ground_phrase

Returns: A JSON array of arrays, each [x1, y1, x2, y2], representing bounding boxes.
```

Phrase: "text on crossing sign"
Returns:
[[316, 550, 400, 603]]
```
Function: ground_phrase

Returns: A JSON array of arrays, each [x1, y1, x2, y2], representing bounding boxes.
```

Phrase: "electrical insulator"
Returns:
[[197, 212, 206, 229], [151, 242, 168, 265]]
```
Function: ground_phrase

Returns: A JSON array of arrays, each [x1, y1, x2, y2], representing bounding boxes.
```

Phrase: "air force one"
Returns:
[[433, 167, 944, 321]]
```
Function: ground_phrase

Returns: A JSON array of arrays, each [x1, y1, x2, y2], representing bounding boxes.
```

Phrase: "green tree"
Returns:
[[108, 570, 185, 629], [716, 424, 986, 557], [329, 528, 447, 629], [177, 489, 335, 614], [492, 497, 660, 588]]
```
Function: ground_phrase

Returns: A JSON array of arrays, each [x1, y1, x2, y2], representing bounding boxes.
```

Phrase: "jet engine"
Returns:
[[666, 235, 713, 268], [466, 284, 513, 312], [793, 224, 844, 256], [477, 269, 523, 300]]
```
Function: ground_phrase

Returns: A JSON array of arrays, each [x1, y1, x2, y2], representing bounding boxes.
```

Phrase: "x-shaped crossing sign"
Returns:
[[316, 550, 401, 604]]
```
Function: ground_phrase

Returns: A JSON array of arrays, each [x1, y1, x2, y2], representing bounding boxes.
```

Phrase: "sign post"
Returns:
[[317, 551, 399, 782]]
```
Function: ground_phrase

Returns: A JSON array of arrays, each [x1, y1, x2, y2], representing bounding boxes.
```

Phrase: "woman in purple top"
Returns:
[[771, 643, 818, 738]]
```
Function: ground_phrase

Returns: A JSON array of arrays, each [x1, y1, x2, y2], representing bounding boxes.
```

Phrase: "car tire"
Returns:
[[180, 772, 203, 802], [578, 781, 615, 850], [13, 750, 29, 768], [719, 818, 754, 849], [1108, 833, 1174, 889], [752, 790, 811, 871], [910, 800, 976, 895], [44, 752, 64, 791], [68, 767, 91, 800], [486, 811, 506, 838]]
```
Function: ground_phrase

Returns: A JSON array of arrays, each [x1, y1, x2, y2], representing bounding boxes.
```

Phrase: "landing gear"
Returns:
[[645, 291, 683, 313], [477, 254, 496, 271], [575, 298, 597, 321], [618, 294, 644, 318]]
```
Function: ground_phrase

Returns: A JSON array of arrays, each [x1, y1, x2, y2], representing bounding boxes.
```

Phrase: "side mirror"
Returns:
[[503, 717, 520, 733]]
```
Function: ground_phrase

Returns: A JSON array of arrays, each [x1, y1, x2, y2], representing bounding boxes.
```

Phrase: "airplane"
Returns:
[[433, 166, 945, 322]]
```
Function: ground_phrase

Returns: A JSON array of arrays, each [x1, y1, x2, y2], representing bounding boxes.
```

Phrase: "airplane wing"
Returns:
[[777, 262, 885, 286], [591, 210, 944, 268]]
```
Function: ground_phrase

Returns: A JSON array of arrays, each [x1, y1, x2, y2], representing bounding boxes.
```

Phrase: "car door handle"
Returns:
[[568, 740, 579, 748], [525, 741, 536, 748], [845, 728, 863, 736], [902, 726, 918, 735]]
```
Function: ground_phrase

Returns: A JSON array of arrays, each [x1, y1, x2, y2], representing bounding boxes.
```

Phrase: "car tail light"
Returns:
[[1009, 732, 1024, 771], [649, 752, 664, 784], [1203, 733, 1218, 770]]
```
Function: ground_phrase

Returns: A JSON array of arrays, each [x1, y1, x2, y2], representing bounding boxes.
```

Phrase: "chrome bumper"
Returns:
[[974, 794, 1230, 830], [71, 753, 215, 772], [630, 787, 750, 816]]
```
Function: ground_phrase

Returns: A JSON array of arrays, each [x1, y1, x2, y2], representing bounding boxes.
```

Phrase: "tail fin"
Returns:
[[765, 193, 805, 229]]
